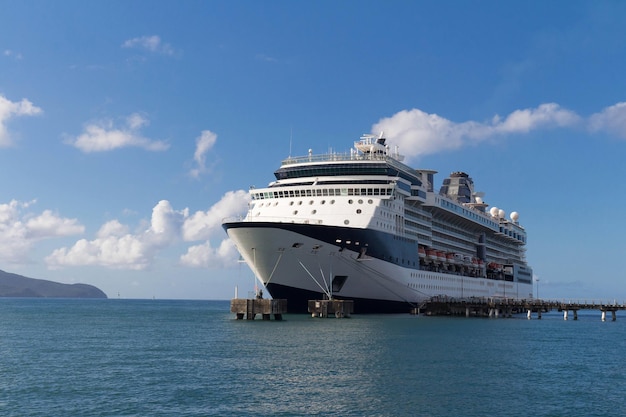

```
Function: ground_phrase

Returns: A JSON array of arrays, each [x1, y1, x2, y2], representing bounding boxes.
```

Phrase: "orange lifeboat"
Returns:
[[436, 251, 447, 262], [446, 252, 455, 264], [426, 248, 437, 260], [418, 246, 426, 259]]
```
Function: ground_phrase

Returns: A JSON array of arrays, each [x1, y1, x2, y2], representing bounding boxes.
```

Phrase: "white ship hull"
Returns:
[[225, 222, 534, 313]]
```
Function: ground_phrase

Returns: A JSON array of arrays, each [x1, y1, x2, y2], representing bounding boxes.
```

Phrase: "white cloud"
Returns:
[[182, 190, 249, 241], [371, 103, 581, 161], [66, 113, 169, 152], [0, 200, 84, 264], [46, 191, 249, 271], [588, 102, 626, 139], [0, 94, 43, 147], [189, 130, 217, 178], [122, 35, 175, 55], [46, 200, 187, 270], [180, 239, 239, 269]]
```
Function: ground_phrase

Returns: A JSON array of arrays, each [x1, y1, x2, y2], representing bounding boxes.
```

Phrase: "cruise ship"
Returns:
[[223, 133, 533, 313]]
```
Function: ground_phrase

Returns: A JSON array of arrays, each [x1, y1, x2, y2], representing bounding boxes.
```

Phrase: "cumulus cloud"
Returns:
[[189, 130, 217, 178], [182, 190, 249, 241], [0, 200, 84, 264], [0, 94, 42, 147], [65, 113, 169, 152], [372, 103, 582, 161], [179, 239, 240, 269], [122, 35, 175, 55], [46, 200, 187, 270], [588, 102, 626, 139], [372, 101, 626, 160], [46, 191, 250, 271]]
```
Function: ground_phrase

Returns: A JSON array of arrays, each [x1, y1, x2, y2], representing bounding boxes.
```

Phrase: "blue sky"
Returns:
[[2, 1, 626, 301]]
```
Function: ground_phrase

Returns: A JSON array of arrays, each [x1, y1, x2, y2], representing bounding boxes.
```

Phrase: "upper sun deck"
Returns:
[[276, 134, 425, 183]]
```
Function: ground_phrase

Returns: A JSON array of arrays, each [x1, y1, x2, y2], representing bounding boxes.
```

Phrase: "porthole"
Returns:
[[309, 200, 314, 205], [356, 209, 362, 214], [368, 199, 373, 204], [290, 201, 294, 206], [321, 200, 326, 204], [348, 199, 353, 204], [358, 199, 363, 204], [330, 200, 335, 204], [344, 220, 349, 225], [298, 201, 302, 205], [293, 210, 298, 215], [312, 210, 317, 214]]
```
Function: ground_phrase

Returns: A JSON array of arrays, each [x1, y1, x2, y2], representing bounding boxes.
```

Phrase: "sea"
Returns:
[[1, 299, 625, 417]]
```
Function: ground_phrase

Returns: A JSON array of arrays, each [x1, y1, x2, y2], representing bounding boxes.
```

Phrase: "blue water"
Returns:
[[1, 299, 625, 417]]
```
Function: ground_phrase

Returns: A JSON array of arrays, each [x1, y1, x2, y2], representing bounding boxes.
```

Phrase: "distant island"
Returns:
[[0, 269, 107, 298]]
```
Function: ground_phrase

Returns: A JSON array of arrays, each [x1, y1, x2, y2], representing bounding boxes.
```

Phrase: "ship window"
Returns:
[[361, 188, 367, 195], [348, 199, 353, 204], [306, 189, 312, 196], [312, 210, 317, 214], [298, 201, 302, 205], [293, 210, 298, 215], [330, 200, 335, 204], [292, 243, 303, 248], [321, 200, 326, 204], [344, 220, 349, 225], [356, 209, 362, 214], [309, 200, 314, 205], [348, 189, 354, 196], [368, 199, 373, 204], [358, 199, 363, 204], [322, 189, 328, 196]]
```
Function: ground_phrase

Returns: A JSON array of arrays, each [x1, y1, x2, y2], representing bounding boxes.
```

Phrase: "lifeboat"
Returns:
[[436, 251, 447, 262], [472, 258, 479, 268], [463, 255, 472, 265], [418, 246, 426, 259], [426, 248, 437, 260], [446, 252, 455, 264]]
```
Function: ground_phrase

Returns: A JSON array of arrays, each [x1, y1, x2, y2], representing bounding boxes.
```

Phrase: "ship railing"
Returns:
[[281, 151, 407, 170]]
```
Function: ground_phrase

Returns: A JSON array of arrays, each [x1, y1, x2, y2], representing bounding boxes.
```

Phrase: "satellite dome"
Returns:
[[489, 207, 499, 217], [510, 211, 519, 222], [498, 209, 505, 219]]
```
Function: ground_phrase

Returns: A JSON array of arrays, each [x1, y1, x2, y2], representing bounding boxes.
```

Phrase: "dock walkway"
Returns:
[[420, 297, 626, 320]]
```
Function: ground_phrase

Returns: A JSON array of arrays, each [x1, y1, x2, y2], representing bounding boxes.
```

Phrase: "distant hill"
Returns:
[[0, 269, 107, 298]]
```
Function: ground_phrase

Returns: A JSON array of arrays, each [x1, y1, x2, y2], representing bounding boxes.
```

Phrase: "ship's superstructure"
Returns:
[[223, 134, 533, 313]]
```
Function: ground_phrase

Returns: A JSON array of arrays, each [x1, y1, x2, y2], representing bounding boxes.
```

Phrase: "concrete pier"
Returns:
[[308, 299, 354, 318], [230, 298, 287, 320], [419, 297, 626, 320]]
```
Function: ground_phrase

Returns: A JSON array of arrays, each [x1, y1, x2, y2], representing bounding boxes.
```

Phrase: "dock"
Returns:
[[230, 298, 287, 320], [308, 299, 354, 318], [419, 297, 626, 321]]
